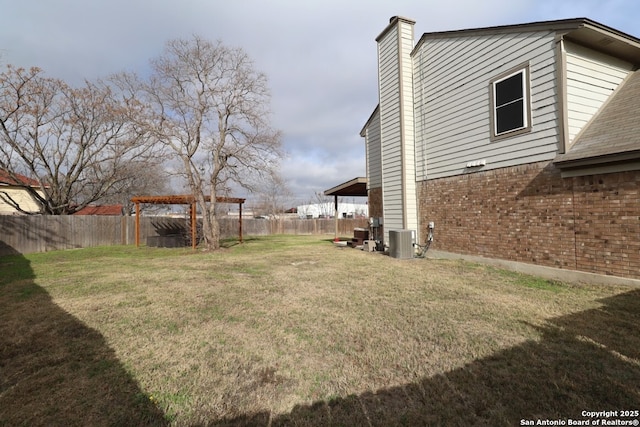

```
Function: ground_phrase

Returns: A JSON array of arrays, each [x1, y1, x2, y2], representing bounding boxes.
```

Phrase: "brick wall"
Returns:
[[419, 161, 640, 279], [572, 171, 640, 278], [368, 187, 384, 242], [368, 187, 383, 219]]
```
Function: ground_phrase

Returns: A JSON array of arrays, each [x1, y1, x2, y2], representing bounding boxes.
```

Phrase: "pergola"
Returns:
[[324, 177, 368, 241], [131, 195, 246, 249]]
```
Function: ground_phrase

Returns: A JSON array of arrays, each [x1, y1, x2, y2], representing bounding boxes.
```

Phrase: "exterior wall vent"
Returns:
[[389, 229, 414, 259]]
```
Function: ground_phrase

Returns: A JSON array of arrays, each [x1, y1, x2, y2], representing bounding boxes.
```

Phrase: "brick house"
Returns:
[[361, 17, 640, 279]]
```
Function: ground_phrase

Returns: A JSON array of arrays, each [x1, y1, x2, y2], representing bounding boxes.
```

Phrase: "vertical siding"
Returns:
[[414, 30, 561, 180], [565, 41, 633, 144]]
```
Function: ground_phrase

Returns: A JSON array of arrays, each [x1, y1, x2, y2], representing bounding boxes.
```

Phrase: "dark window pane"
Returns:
[[495, 73, 523, 106], [496, 100, 524, 134]]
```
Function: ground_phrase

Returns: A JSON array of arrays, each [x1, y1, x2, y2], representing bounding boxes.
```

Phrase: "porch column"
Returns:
[[334, 195, 339, 242]]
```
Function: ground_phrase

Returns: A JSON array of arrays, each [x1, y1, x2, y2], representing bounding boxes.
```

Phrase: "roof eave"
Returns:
[[412, 18, 640, 63], [360, 104, 380, 137], [554, 149, 640, 169]]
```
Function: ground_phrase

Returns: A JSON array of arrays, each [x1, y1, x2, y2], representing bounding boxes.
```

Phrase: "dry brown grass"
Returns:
[[1, 235, 639, 426]]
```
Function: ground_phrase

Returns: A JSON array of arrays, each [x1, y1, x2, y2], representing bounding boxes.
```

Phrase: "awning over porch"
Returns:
[[324, 177, 367, 198], [324, 177, 367, 241]]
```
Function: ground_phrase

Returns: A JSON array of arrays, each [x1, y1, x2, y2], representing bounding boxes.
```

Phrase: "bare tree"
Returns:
[[131, 36, 282, 250], [314, 191, 336, 218], [251, 170, 292, 218], [97, 160, 170, 215], [0, 65, 159, 214]]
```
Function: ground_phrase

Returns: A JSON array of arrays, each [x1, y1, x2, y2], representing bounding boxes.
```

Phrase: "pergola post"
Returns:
[[135, 202, 140, 247], [191, 201, 197, 250], [239, 202, 243, 243]]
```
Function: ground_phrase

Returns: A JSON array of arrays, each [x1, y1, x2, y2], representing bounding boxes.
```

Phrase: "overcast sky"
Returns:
[[1, 0, 638, 205]]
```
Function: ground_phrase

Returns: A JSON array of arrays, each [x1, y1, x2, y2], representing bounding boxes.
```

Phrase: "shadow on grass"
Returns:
[[207, 288, 640, 426], [0, 243, 168, 426]]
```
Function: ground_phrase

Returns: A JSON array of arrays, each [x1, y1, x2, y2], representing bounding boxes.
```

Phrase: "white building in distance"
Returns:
[[296, 202, 368, 219]]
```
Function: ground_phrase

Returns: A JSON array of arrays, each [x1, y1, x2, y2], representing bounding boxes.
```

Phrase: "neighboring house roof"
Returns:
[[554, 70, 640, 170], [73, 204, 124, 216], [0, 170, 44, 214], [0, 170, 41, 187]]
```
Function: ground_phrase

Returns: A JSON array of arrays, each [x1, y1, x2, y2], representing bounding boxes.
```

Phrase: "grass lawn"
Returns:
[[1, 235, 639, 426]]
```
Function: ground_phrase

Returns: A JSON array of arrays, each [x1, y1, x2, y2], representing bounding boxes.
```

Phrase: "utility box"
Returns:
[[363, 240, 376, 252], [388, 230, 414, 259]]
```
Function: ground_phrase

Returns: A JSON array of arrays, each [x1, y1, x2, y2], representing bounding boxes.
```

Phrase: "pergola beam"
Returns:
[[132, 194, 246, 249]]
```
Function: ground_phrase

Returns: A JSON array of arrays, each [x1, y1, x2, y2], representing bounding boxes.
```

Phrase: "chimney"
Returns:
[[375, 16, 419, 242]]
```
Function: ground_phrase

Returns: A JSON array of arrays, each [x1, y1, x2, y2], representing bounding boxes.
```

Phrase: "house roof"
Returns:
[[0, 170, 40, 187], [73, 204, 124, 216], [360, 105, 380, 137], [413, 18, 640, 64], [554, 70, 640, 170]]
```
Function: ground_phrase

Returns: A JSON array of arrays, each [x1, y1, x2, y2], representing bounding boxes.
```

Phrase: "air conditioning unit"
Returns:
[[388, 230, 414, 259]]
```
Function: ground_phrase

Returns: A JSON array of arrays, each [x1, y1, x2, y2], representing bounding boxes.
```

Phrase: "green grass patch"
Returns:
[[487, 266, 566, 292], [1, 235, 638, 426]]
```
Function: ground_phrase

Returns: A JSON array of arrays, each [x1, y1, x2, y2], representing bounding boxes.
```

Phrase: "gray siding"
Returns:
[[365, 108, 382, 189], [565, 40, 633, 144], [414, 30, 561, 180]]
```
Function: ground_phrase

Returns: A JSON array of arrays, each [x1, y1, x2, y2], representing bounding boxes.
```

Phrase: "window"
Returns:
[[490, 65, 531, 139]]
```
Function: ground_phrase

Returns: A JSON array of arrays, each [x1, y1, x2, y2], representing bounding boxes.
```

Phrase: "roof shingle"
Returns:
[[554, 69, 640, 167]]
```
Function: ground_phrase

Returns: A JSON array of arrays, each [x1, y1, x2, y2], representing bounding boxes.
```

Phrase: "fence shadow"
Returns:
[[207, 289, 640, 426], [0, 244, 167, 426], [0, 215, 71, 256]]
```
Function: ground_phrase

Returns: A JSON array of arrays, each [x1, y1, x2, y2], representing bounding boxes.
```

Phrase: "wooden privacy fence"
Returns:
[[0, 215, 368, 256]]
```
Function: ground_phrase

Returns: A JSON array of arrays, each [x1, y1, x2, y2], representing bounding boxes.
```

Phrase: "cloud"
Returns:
[[2, 0, 638, 205]]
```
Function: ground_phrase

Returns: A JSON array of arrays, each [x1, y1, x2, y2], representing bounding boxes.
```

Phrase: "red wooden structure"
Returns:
[[131, 195, 245, 249]]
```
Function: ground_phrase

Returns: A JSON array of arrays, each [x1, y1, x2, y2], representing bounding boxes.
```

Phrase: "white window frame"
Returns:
[[490, 64, 531, 140]]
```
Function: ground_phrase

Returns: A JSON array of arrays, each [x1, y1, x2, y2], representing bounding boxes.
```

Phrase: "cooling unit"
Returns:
[[388, 229, 414, 259]]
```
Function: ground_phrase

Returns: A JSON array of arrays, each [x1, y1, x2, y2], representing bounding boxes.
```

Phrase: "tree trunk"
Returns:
[[209, 211, 220, 250], [200, 210, 220, 250]]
